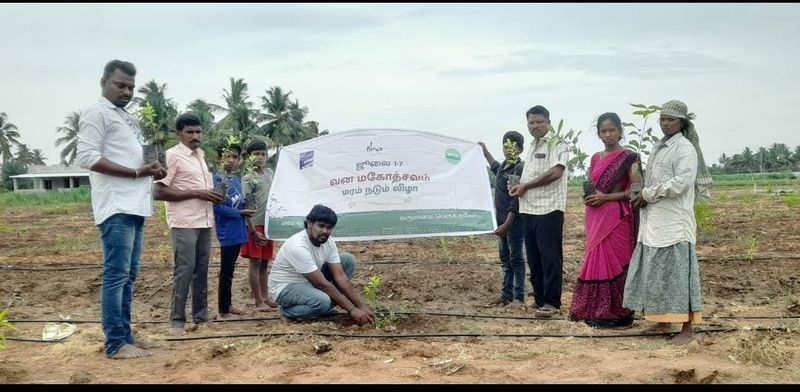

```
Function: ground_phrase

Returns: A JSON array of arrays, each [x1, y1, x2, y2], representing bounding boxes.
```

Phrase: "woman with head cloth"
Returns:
[[623, 99, 712, 344], [569, 112, 641, 327]]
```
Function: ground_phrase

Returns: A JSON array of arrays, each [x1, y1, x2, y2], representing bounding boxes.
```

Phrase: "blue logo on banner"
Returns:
[[299, 151, 314, 169]]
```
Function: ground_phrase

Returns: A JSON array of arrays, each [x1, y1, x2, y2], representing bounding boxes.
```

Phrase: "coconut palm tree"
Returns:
[[55, 111, 81, 165], [186, 99, 218, 134], [216, 77, 261, 145], [793, 145, 800, 170], [31, 149, 47, 165], [14, 144, 36, 167], [260, 86, 307, 148], [133, 80, 178, 149], [0, 112, 22, 164], [187, 98, 225, 164]]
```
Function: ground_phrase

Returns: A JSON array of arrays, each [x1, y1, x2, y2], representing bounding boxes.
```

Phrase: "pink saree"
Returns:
[[569, 149, 638, 327]]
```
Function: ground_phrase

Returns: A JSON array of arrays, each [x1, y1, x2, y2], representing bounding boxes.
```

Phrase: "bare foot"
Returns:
[[265, 298, 278, 308], [230, 306, 246, 315], [254, 302, 272, 312], [671, 332, 694, 345], [111, 344, 151, 359], [504, 299, 526, 309], [132, 339, 160, 349], [169, 327, 185, 336], [643, 322, 672, 334], [218, 313, 241, 320]]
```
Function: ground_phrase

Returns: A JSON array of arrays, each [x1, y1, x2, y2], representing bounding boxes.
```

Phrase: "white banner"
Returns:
[[265, 128, 496, 241]]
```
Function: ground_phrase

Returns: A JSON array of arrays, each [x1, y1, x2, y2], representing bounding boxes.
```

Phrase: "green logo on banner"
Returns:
[[445, 148, 461, 165]]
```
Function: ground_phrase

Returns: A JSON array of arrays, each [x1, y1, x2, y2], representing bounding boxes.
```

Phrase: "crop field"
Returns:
[[1, 183, 799, 383]]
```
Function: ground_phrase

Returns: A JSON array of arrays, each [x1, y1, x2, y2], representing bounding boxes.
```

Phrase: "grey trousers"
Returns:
[[169, 228, 211, 328]]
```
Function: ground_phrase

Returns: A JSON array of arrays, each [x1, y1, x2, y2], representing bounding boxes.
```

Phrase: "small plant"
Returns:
[[503, 138, 521, 165], [746, 235, 758, 261], [374, 309, 400, 330], [361, 275, 400, 330], [546, 119, 589, 177], [438, 237, 454, 263], [243, 154, 259, 175], [214, 135, 242, 195], [156, 201, 169, 235], [694, 202, 716, 233], [219, 135, 241, 160], [0, 309, 18, 350], [139, 102, 166, 166], [363, 275, 381, 303], [141, 101, 157, 129], [242, 154, 260, 210], [156, 243, 171, 264], [622, 103, 662, 166]]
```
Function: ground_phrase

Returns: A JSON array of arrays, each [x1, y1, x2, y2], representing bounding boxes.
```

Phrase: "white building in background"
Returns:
[[9, 165, 89, 192]]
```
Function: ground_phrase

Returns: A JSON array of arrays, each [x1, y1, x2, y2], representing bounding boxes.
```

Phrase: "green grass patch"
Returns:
[[784, 194, 800, 208], [52, 233, 98, 253], [712, 172, 796, 181], [41, 205, 80, 215], [0, 222, 20, 233], [0, 187, 91, 207], [694, 202, 716, 233], [712, 179, 800, 188]]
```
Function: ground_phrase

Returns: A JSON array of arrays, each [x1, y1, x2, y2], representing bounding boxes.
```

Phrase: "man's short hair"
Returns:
[[247, 140, 268, 154], [525, 105, 550, 120], [103, 60, 136, 79], [175, 113, 202, 131], [503, 131, 525, 151], [305, 204, 338, 228]]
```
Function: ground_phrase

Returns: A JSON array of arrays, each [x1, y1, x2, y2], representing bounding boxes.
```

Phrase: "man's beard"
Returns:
[[309, 235, 329, 247]]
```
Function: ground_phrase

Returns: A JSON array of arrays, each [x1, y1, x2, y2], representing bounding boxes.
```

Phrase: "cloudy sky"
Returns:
[[2, 3, 799, 170]]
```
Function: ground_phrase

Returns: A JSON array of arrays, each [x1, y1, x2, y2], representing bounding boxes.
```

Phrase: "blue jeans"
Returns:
[[499, 218, 526, 301], [276, 252, 356, 320], [98, 213, 144, 358]]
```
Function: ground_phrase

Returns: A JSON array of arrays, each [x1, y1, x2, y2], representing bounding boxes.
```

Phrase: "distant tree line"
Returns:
[[0, 78, 329, 190], [710, 143, 800, 174]]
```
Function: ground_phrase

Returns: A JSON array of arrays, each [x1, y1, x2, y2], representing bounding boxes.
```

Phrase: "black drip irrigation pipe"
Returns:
[[7, 326, 794, 344], [3, 253, 799, 271], [9, 311, 800, 324]]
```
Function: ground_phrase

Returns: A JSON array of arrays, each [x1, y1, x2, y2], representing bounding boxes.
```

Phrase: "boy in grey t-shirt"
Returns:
[[241, 141, 276, 311]]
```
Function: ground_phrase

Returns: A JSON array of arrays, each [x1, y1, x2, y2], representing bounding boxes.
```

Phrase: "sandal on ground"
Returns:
[[535, 305, 559, 318], [504, 300, 526, 309]]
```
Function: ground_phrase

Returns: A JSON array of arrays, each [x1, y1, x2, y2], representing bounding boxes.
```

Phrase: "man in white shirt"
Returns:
[[268, 205, 375, 325], [76, 59, 166, 359], [509, 105, 569, 318]]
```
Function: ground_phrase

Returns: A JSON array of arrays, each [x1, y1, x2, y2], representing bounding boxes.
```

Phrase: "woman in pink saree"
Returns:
[[569, 112, 642, 327]]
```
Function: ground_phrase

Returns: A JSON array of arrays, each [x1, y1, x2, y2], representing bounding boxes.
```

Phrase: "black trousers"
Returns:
[[520, 210, 564, 309], [218, 245, 241, 314]]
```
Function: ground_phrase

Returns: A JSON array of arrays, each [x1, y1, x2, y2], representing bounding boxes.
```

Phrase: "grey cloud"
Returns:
[[442, 48, 740, 79], [194, 4, 385, 35]]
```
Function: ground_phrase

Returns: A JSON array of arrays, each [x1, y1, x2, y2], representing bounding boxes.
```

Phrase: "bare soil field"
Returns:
[[1, 187, 799, 383]]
